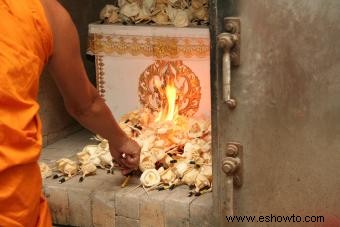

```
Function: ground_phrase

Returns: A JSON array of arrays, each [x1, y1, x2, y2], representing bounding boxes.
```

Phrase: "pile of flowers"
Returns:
[[119, 108, 212, 195], [99, 0, 209, 27]]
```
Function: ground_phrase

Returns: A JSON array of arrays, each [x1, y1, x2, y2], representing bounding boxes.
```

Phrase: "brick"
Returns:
[[66, 176, 107, 227], [92, 190, 116, 227], [44, 184, 70, 225], [115, 183, 146, 219], [115, 216, 139, 227], [164, 187, 196, 227], [189, 193, 213, 227], [139, 190, 170, 227], [92, 169, 136, 226], [91, 173, 127, 227], [67, 187, 93, 226]]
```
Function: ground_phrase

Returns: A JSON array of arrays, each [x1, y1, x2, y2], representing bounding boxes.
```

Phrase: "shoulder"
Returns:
[[40, 0, 72, 25], [39, 0, 80, 57], [39, 0, 75, 43]]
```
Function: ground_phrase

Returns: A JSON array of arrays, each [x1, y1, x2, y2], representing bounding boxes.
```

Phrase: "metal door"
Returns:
[[210, 1, 340, 226]]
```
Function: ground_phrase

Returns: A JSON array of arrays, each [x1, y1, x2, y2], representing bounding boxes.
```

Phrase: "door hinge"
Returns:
[[221, 142, 243, 187]]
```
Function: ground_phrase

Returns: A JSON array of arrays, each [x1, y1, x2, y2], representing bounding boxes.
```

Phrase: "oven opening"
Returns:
[[115, 59, 212, 195], [88, 24, 212, 195]]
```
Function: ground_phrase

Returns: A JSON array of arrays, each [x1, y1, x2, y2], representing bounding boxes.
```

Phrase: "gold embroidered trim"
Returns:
[[88, 33, 210, 59], [95, 56, 105, 98]]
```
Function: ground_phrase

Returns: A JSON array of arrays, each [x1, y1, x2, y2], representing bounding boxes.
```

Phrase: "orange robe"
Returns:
[[0, 0, 53, 226]]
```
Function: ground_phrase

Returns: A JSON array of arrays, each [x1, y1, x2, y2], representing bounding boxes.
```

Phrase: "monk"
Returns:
[[0, 0, 140, 226]]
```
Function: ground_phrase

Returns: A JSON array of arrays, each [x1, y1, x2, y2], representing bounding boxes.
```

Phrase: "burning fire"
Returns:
[[155, 76, 179, 122], [115, 63, 212, 196]]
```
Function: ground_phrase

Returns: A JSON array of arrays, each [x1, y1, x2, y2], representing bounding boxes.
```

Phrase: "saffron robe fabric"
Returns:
[[0, 0, 53, 226]]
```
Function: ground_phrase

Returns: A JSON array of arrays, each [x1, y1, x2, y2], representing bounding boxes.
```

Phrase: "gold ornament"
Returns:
[[138, 60, 201, 117]]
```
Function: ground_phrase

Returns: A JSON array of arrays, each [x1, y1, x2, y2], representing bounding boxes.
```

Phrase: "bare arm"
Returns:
[[40, 0, 140, 173]]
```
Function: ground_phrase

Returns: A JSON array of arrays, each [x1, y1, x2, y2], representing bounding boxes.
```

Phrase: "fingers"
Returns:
[[121, 168, 133, 176], [119, 154, 139, 169], [109, 138, 141, 171], [112, 153, 135, 169], [114, 159, 135, 176], [126, 155, 139, 167], [114, 164, 132, 176], [112, 151, 138, 171], [111, 153, 129, 169]]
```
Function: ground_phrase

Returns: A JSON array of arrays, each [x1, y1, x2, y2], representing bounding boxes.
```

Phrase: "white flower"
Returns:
[[118, 0, 128, 8], [166, 5, 178, 22], [174, 10, 190, 27], [77, 150, 91, 164], [82, 145, 98, 156], [140, 169, 161, 187], [98, 140, 109, 151], [192, 7, 208, 21], [99, 5, 119, 20], [98, 150, 113, 167], [39, 162, 52, 179], [143, 0, 155, 13], [194, 173, 210, 190], [56, 158, 78, 177], [199, 165, 212, 181], [139, 154, 157, 171], [120, 2, 140, 18], [141, 135, 156, 152], [183, 142, 200, 160], [80, 162, 97, 176], [150, 148, 166, 161], [173, 161, 188, 178], [191, 0, 207, 9], [182, 168, 199, 185], [160, 168, 176, 184]]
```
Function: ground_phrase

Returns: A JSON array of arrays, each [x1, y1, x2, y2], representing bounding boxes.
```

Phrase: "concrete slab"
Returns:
[[116, 216, 139, 227], [189, 193, 214, 227], [139, 189, 170, 227], [164, 186, 197, 227], [92, 188, 116, 227], [44, 184, 70, 225], [115, 185, 146, 219], [40, 130, 95, 163]]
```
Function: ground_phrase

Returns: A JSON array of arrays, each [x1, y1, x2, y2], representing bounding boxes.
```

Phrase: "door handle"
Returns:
[[217, 18, 240, 109]]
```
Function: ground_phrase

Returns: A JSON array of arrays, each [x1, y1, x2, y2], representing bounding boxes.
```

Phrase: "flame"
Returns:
[[155, 77, 179, 122]]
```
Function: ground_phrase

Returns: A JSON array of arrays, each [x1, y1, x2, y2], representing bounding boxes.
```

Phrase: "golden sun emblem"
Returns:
[[138, 60, 201, 117]]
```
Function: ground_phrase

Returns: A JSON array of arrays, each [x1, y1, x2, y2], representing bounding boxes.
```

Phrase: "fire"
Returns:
[[155, 77, 179, 122], [116, 62, 212, 196]]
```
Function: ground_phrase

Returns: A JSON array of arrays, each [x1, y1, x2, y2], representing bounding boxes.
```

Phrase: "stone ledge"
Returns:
[[41, 130, 213, 227]]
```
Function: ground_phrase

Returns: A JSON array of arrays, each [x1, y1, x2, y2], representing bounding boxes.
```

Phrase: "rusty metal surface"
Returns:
[[211, 0, 340, 226], [210, 0, 238, 225]]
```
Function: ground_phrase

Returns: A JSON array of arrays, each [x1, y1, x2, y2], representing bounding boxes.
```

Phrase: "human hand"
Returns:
[[109, 137, 140, 175]]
